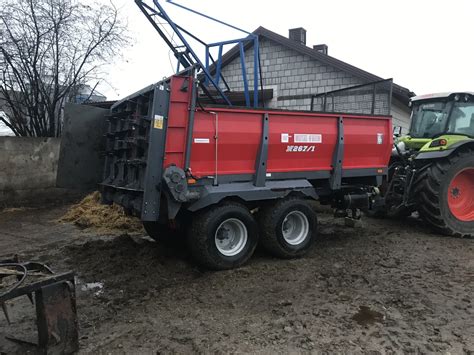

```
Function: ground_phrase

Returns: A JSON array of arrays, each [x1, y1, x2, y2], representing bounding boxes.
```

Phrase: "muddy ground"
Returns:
[[0, 202, 473, 354]]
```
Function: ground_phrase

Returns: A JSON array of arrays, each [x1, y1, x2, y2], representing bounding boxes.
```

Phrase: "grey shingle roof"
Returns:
[[218, 26, 414, 104]]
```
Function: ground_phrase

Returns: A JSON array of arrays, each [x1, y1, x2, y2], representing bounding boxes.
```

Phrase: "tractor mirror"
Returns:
[[393, 126, 402, 137]]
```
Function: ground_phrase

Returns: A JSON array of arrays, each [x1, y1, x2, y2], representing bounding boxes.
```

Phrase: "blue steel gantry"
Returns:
[[135, 0, 262, 108]]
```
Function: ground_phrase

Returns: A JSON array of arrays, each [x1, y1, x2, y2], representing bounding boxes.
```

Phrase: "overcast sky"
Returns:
[[2, 0, 472, 135], [98, 0, 474, 100]]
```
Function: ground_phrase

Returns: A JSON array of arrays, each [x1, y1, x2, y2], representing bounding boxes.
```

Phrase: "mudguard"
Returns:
[[415, 140, 474, 160]]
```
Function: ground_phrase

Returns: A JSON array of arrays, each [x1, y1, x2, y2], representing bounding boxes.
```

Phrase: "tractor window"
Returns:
[[447, 103, 474, 137], [410, 101, 450, 138]]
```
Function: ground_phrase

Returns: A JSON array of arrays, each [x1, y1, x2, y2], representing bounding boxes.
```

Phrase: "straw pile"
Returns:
[[59, 191, 144, 234]]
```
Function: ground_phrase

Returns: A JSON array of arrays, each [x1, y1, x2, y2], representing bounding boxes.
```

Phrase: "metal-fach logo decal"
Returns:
[[282, 133, 322, 152], [286, 145, 316, 152]]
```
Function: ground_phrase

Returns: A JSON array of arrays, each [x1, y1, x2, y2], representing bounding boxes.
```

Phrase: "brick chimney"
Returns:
[[313, 44, 328, 55], [289, 27, 306, 46]]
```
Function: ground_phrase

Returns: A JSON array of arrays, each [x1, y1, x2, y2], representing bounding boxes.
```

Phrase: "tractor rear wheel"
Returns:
[[414, 147, 474, 237]]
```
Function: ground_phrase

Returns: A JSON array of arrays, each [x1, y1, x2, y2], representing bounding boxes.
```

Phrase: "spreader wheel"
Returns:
[[187, 202, 259, 270], [143, 212, 190, 246], [143, 221, 182, 246], [414, 146, 474, 237], [258, 197, 318, 258]]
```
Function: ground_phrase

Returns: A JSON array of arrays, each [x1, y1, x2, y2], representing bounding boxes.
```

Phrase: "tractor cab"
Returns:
[[400, 92, 474, 151]]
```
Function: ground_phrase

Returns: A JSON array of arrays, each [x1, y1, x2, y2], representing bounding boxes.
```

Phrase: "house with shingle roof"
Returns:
[[216, 26, 414, 130]]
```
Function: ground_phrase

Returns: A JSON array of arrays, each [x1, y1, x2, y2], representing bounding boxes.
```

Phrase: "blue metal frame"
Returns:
[[239, 43, 250, 106], [135, 0, 261, 108]]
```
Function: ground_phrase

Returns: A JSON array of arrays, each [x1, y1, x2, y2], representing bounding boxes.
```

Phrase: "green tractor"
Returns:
[[382, 92, 474, 237]]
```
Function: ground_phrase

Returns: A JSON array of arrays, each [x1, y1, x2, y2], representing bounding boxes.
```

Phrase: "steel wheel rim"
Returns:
[[282, 211, 309, 245], [215, 218, 248, 256], [448, 168, 474, 222]]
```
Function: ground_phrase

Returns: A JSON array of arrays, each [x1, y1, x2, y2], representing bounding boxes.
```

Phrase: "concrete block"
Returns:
[[0, 137, 62, 205]]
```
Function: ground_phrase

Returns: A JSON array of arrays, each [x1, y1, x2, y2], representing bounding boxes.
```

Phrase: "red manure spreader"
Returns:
[[101, 74, 392, 269], [100, 0, 393, 269]]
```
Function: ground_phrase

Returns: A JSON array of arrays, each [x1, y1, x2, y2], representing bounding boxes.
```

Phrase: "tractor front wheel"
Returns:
[[415, 147, 474, 237]]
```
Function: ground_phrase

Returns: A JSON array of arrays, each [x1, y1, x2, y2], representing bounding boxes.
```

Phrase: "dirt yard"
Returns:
[[0, 202, 473, 354]]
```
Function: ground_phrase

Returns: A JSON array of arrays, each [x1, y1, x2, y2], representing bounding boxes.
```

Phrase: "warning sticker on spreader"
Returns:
[[294, 134, 322, 143], [377, 133, 384, 144], [154, 115, 164, 129]]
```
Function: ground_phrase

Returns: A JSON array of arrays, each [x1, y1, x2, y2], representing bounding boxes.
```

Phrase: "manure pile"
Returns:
[[59, 191, 144, 234]]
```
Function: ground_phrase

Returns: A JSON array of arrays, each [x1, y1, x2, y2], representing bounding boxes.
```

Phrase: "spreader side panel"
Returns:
[[184, 108, 392, 178]]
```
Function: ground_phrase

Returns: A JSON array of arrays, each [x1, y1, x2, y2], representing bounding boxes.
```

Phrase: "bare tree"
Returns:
[[0, 0, 129, 137]]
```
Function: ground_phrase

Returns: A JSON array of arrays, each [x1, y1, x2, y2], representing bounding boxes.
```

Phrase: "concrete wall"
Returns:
[[219, 37, 411, 126], [0, 137, 61, 205], [0, 103, 108, 206], [56, 103, 108, 189]]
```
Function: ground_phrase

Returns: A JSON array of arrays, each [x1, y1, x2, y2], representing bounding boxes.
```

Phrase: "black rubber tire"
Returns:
[[187, 203, 259, 270], [258, 197, 318, 258], [143, 212, 190, 246], [143, 222, 180, 246], [388, 205, 414, 219], [414, 146, 474, 237]]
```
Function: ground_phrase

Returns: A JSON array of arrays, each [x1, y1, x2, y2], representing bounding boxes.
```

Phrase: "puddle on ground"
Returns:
[[77, 279, 104, 296], [352, 305, 384, 325]]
